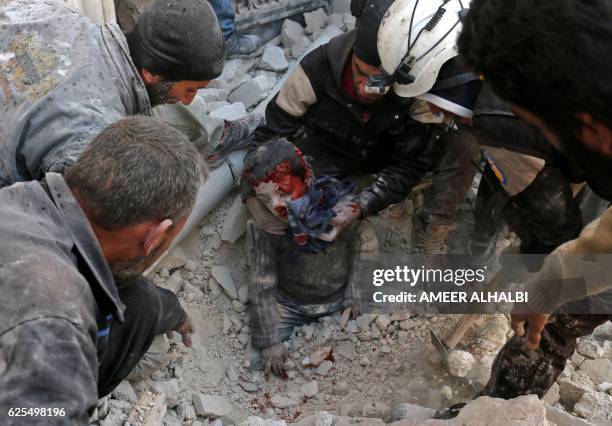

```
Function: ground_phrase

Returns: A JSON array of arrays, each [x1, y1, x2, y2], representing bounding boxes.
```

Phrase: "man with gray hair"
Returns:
[[0, 116, 202, 424]]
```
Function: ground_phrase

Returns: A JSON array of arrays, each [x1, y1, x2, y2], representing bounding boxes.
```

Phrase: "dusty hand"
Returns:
[[320, 202, 362, 241], [510, 307, 550, 351], [262, 343, 288, 377], [174, 315, 194, 348]]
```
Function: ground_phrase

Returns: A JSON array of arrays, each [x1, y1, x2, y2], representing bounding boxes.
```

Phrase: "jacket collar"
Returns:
[[45, 173, 126, 322]]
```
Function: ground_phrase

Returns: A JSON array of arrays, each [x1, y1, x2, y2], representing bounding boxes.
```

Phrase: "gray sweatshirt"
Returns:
[[0, 0, 151, 187]]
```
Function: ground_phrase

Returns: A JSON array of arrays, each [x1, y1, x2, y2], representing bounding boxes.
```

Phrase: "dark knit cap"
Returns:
[[354, 0, 395, 66], [127, 0, 225, 81]]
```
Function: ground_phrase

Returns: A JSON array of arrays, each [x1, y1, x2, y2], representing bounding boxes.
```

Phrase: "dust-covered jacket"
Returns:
[[0, 174, 181, 425], [247, 219, 379, 348], [259, 30, 439, 218], [0, 0, 151, 188]]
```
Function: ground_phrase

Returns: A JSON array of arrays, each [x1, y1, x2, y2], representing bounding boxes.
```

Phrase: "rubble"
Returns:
[[577, 339, 605, 359], [447, 350, 475, 378], [281, 19, 305, 49], [558, 377, 594, 408], [573, 391, 612, 422], [221, 195, 249, 243], [389, 403, 436, 422], [211, 266, 237, 300], [301, 380, 319, 398], [228, 76, 273, 109], [259, 44, 289, 72], [452, 395, 547, 424], [199, 88, 229, 104], [192, 394, 233, 419], [304, 8, 328, 35], [271, 395, 298, 408], [111, 380, 137, 403], [577, 358, 612, 386], [149, 378, 180, 406], [210, 102, 248, 121]]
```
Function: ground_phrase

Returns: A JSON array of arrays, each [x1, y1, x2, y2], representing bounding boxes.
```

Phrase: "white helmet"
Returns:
[[367, 0, 470, 97]]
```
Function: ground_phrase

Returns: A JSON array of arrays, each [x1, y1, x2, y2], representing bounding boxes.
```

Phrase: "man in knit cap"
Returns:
[[242, 139, 379, 376], [0, 0, 225, 187]]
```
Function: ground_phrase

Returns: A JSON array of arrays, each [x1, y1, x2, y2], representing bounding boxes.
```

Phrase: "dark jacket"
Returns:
[[260, 30, 439, 217], [0, 174, 182, 425], [247, 219, 378, 348], [0, 0, 151, 188]]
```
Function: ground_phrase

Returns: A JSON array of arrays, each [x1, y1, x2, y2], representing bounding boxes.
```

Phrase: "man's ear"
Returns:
[[578, 113, 612, 156], [141, 69, 164, 86], [143, 219, 173, 256]]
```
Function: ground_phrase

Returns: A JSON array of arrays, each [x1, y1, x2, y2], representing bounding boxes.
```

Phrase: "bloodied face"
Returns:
[[253, 160, 308, 221]]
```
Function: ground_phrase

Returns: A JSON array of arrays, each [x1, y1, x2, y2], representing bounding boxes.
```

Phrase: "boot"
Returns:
[[225, 31, 264, 59]]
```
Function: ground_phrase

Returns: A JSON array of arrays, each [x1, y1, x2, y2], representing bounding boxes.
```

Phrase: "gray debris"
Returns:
[[271, 395, 298, 409], [455, 395, 547, 424], [336, 341, 357, 360], [228, 76, 273, 109], [447, 350, 475, 378], [211, 266, 237, 299], [199, 88, 229, 104], [316, 360, 333, 376], [559, 377, 595, 409], [210, 102, 248, 121], [207, 101, 230, 112], [221, 195, 249, 243], [542, 382, 560, 406], [111, 380, 137, 403], [304, 8, 328, 35], [192, 394, 233, 419], [238, 285, 249, 304], [362, 401, 390, 419], [150, 378, 180, 407], [343, 13, 356, 31], [545, 406, 594, 426], [441, 385, 453, 401], [259, 44, 289, 72], [330, 13, 346, 31], [160, 270, 183, 294], [375, 314, 391, 331], [281, 19, 305, 48], [100, 412, 127, 426], [577, 358, 612, 386], [332, 381, 349, 395], [210, 58, 257, 91], [301, 380, 319, 398], [389, 402, 436, 422], [577, 339, 605, 359], [240, 381, 259, 393], [573, 392, 612, 422], [233, 300, 247, 313], [290, 36, 312, 59], [177, 402, 196, 421], [303, 325, 315, 341]]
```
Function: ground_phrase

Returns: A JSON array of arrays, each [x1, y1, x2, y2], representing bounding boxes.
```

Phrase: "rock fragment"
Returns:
[[210, 266, 237, 299], [259, 44, 289, 72], [192, 394, 233, 419]]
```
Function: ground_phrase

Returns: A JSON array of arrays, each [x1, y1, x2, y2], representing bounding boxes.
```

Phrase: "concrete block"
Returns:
[[304, 8, 328, 35], [281, 19, 305, 48], [198, 88, 229, 104], [228, 76, 272, 109], [210, 103, 248, 121], [259, 44, 289, 72]]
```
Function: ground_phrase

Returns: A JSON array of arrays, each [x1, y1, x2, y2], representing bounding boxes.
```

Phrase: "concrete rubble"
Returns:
[[89, 7, 612, 426]]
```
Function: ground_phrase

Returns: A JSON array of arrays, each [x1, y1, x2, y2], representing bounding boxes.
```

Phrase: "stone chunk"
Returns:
[[447, 350, 475, 378], [559, 377, 594, 409], [573, 392, 612, 422], [542, 382, 560, 406], [221, 195, 249, 243], [577, 339, 604, 359], [301, 380, 319, 398], [210, 266, 237, 299], [150, 379, 180, 406], [199, 88, 229, 103], [192, 394, 233, 419], [281, 19, 305, 48], [112, 381, 137, 403], [316, 360, 333, 376], [336, 341, 357, 360], [389, 403, 436, 422], [160, 270, 183, 294], [228, 76, 272, 109], [578, 358, 612, 386], [304, 8, 328, 35], [455, 395, 547, 424], [271, 396, 298, 409], [259, 44, 289, 72], [210, 102, 248, 121]]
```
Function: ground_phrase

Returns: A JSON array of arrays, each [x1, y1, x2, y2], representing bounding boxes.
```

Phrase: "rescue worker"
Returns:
[[455, 0, 612, 402], [255, 0, 481, 253], [0, 0, 224, 187], [0, 116, 202, 423], [243, 139, 378, 376]]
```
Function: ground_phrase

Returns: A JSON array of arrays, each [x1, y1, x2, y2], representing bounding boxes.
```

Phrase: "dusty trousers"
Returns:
[[96, 277, 186, 397], [484, 295, 612, 399]]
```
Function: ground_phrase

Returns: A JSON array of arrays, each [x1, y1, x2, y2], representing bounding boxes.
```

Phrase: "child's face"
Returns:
[[254, 173, 307, 221]]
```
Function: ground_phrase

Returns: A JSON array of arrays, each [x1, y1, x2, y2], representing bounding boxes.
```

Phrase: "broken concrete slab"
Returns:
[[545, 406, 594, 426], [206, 101, 230, 112], [281, 19, 305, 48], [160, 270, 183, 294], [199, 88, 229, 104], [559, 377, 595, 409], [210, 266, 237, 299], [228, 75, 273, 109], [336, 341, 357, 360], [192, 394, 233, 419], [542, 382, 560, 406], [149, 379, 180, 407], [290, 36, 312, 59], [271, 395, 298, 409], [573, 391, 612, 423], [304, 8, 328, 35], [577, 358, 612, 386], [454, 395, 547, 425], [259, 44, 289, 72], [330, 13, 346, 31], [209, 58, 257, 91], [577, 339, 604, 359], [112, 381, 137, 403], [209, 102, 248, 121], [301, 380, 319, 398], [221, 195, 249, 243]]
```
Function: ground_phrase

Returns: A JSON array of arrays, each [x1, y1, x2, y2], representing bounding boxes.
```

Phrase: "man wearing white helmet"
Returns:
[[254, 0, 482, 253]]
